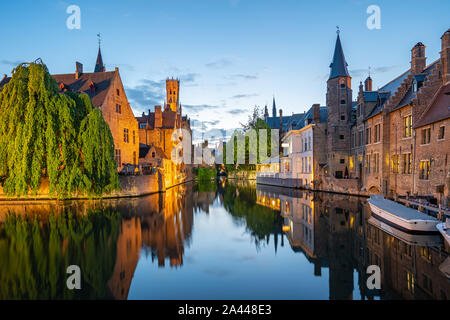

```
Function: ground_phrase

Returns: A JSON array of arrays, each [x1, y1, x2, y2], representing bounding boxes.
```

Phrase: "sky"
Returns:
[[0, 0, 449, 142]]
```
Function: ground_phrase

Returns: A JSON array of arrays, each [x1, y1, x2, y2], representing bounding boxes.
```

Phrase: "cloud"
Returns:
[[231, 93, 259, 99], [126, 79, 165, 110], [350, 65, 399, 77], [182, 104, 221, 114], [228, 108, 248, 115], [205, 58, 234, 69], [225, 74, 258, 80], [0, 60, 24, 67]]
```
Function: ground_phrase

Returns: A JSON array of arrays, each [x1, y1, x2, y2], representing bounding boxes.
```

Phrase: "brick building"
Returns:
[[0, 46, 140, 171], [52, 46, 139, 170]]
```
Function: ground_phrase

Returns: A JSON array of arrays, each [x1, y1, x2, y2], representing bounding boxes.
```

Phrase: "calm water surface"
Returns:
[[0, 180, 449, 300]]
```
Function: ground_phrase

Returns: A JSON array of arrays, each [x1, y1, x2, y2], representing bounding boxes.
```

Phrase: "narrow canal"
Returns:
[[0, 180, 448, 300]]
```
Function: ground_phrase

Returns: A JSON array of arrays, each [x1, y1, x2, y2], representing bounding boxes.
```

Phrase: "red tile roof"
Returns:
[[414, 83, 450, 128], [52, 71, 116, 107]]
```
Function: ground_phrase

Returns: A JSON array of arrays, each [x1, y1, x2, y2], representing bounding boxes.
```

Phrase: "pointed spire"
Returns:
[[272, 96, 277, 117], [94, 33, 105, 73], [329, 32, 350, 80]]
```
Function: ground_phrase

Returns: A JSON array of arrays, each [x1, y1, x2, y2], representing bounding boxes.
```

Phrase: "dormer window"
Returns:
[[413, 80, 418, 93], [89, 81, 96, 93]]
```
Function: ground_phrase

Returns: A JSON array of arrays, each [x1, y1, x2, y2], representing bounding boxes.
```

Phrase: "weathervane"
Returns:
[[97, 33, 102, 47], [336, 25, 340, 35], [368, 66, 371, 77]]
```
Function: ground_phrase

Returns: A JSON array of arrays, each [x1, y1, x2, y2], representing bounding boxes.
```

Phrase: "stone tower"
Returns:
[[326, 32, 353, 179], [166, 78, 180, 113], [411, 42, 426, 75]]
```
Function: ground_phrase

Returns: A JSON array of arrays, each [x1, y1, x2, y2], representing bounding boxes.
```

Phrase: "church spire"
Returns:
[[94, 33, 105, 73], [272, 96, 277, 118], [329, 30, 350, 80]]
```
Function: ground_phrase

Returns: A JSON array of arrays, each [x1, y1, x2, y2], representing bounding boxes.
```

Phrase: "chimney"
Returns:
[[155, 106, 162, 128], [75, 62, 83, 79], [313, 104, 321, 123], [441, 28, 450, 84], [364, 76, 373, 91], [411, 42, 426, 74]]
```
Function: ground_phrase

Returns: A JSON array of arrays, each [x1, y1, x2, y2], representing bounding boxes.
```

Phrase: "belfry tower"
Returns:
[[166, 78, 180, 113], [326, 29, 353, 178]]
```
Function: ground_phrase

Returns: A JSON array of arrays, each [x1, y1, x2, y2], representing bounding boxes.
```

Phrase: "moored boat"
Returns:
[[367, 195, 439, 234], [436, 219, 450, 246]]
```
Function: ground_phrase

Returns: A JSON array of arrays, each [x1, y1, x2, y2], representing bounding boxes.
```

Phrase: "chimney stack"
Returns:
[[411, 42, 426, 74], [364, 76, 373, 91], [75, 62, 83, 79], [155, 106, 162, 128], [441, 29, 450, 84], [313, 104, 321, 123]]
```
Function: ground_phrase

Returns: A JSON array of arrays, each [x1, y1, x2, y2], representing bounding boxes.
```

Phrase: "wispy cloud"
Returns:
[[205, 58, 234, 69], [183, 104, 221, 114], [350, 65, 399, 77], [126, 79, 165, 111], [225, 73, 258, 80], [231, 93, 259, 99], [0, 59, 24, 67], [228, 108, 248, 115]]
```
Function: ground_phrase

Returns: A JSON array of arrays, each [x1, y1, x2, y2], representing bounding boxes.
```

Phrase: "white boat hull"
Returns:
[[368, 201, 439, 233], [437, 223, 450, 246]]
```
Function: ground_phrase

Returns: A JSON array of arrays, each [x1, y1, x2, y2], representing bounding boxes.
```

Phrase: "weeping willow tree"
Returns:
[[0, 60, 120, 197]]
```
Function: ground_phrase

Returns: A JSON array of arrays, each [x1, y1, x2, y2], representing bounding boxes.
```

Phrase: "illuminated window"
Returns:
[[403, 115, 412, 137], [419, 160, 430, 180], [407, 272, 415, 294]]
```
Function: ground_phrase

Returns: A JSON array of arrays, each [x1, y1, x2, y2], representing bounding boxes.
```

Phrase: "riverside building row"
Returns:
[[258, 28, 450, 207]]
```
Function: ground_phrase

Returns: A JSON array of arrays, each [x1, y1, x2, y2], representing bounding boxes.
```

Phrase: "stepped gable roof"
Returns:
[[389, 60, 439, 112], [52, 71, 116, 108], [413, 83, 450, 128], [329, 34, 350, 80], [365, 91, 391, 120]]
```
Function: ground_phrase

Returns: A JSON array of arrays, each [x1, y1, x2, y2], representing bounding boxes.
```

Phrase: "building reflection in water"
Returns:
[[256, 184, 450, 300], [0, 181, 449, 300]]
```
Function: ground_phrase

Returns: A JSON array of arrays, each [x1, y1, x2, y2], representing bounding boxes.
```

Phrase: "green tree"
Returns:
[[0, 60, 120, 197]]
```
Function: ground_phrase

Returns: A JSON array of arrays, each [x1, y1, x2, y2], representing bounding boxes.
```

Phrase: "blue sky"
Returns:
[[1, 0, 449, 140]]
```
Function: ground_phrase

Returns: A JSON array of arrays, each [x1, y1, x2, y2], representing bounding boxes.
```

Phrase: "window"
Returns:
[[132, 131, 136, 144], [115, 149, 121, 167], [341, 114, 346, 121], [340, 99, 346, 105], [419, 160, 430, 180], [340, 158, 345, 164], [116, 89, 120, 96], [374, 124, 381, 142], [365, 154, 371, 173], [352, 133, 356, 148], [402, 153, 412, 174], [339, 134, 345, 140], [421, 128, 431, 144], [359, 131, 364, 146], [365, 127, 371, 145], [340, 83, 346, 88], [139, 123, 146, 129], [403, 115, 412, 137], [374, 153, 380, 173], [407, 271, 415, 294], [152, 152, 156, 158], [116, 104, 122, 114], [392, 154, 399, 173], [124, 129, 129, 143], [438, 126, 445, 140]]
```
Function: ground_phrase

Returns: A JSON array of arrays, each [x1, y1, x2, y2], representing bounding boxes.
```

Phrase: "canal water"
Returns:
[[0, 180, 448, 300]]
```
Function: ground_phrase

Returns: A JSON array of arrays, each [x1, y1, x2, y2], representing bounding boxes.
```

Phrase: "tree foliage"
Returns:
[[0, 61, 120, 197]]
